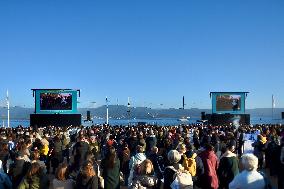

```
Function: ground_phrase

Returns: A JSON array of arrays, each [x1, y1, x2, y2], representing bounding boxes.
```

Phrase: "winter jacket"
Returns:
[[217, 151, 239, 189], [101, 158, 120, 189], [8, 159, 31, 188], [128, 153, 147, 187], [148, 153, 163, 179], [76, 174, 98, 189], [0, 172, 12, 189], [73, 141, 90, 167], [18, 174, 49, 189], [198, 150, 219, 189], [229, 170, 265, 189]]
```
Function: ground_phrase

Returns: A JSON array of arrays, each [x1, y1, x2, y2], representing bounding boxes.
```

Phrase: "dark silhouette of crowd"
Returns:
[[0, 123, 283, 189], [40, 93, 72, 110]]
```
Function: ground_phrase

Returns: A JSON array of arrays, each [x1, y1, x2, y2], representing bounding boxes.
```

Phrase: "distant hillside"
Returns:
[[0, 106, 283, 119]]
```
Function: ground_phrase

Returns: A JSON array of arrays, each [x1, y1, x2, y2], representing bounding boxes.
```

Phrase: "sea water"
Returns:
[[1, 117, 284, 128]]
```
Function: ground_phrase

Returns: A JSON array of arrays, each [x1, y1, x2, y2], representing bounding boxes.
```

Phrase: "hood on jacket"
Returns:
[[135, 153, 146, 161], [220, 150, 237, 159]]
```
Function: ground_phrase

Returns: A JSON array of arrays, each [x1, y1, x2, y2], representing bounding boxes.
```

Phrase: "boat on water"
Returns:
[[177, 116, 190, 122]]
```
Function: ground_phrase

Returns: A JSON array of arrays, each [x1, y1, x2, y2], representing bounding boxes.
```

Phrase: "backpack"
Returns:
[[167, 166, 193, 189], [182, 154, 197, 177]]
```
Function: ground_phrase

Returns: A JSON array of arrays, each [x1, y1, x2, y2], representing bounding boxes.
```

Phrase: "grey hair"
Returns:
[[167, 150, 181, 164], [241, 153, 258, 171]]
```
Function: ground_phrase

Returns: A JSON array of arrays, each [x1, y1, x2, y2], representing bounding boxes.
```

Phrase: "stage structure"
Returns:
[[30, 89, 81, 127], [205, 92, 250, 126]]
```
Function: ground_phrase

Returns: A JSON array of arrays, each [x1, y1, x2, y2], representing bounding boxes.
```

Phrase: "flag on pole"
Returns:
[[272, 95, 276, 108]]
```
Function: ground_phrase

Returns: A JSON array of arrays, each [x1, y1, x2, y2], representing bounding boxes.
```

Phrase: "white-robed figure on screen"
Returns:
[[229, 153, 265, 189]]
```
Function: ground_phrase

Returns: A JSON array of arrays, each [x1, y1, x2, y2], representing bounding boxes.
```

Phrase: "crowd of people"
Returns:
[[0, 123, 283, 189], [40, 93, 72, 110]]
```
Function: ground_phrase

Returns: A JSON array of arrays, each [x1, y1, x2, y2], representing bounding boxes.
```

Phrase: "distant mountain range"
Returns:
[[0, 105, 283, 120]]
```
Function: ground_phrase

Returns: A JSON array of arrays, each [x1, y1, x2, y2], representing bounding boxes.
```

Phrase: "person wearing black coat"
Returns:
[[73, 135, 90, 169], [147, 147, 163, 179], [51, 136, 64, 174], [146, 130, 157, 153], [8, 152, 31, 189]]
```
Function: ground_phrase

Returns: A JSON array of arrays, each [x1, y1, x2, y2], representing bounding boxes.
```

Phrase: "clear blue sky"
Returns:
[[0, 0, 283, 109]]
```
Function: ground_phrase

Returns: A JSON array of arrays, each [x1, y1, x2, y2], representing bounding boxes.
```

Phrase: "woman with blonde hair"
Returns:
[[52, 163, 75, 189], [76, 161, 98, 189], [131, 159, 159, 189]]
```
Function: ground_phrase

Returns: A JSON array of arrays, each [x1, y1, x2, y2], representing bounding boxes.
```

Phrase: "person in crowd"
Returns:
[[76, 161, 98, 189], [163, 150, 192, 189], [252, 134, 267, 169], [40, 135, 49, 163], [217, 144, 239, 189], [73, 134, 90, 170], [184, 143, 204, 188], [0, 160, 12, 189], [229, 153, 265, 189], [131, 159, 159, 189], [1, 122, 284, 189], [30, 150, 46, 173], [237, 129, 245, 157], [0, 143, 9, 173], [8, 152, 31, 189], [51, 135, 64, 174], [278, 137, 284, 189], [62, 134, 70, 163], [52, 163, 75, 189], [138, 132, 146, 151], [147, 146, 163, 179], [128, 132, 139, 156], [18, 162, 49, 189], [198, 143, 219, 189], [101, 146, 120, 189], [128, 145, 147, 187], [266, 135, 281, 176], [120, 143, 131, 186], [145, 130, 157, 154]]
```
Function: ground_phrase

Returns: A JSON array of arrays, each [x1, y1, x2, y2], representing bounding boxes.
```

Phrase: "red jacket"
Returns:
[[199, 150, 219, 189]]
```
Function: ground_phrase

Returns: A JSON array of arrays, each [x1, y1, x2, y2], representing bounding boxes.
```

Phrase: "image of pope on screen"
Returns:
[[216, 94, 241, 111]]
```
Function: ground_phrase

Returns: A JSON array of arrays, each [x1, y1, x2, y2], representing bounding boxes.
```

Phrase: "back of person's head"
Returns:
[[136, 145, 144, 153], [151, 146, 158, 154], [140, 159, 154, 175], [56, 163, 68, 181], [204, 143, 214, 151], [177, 143, 186, 154], [241, 153, 258, 171], [31, 150, 40, 161], [27, 162, 41, 178], [106, 146, 117, 169], [0, 143, 8, 152], [167, 150, 181, 165], [80, 161, 96, 178]]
